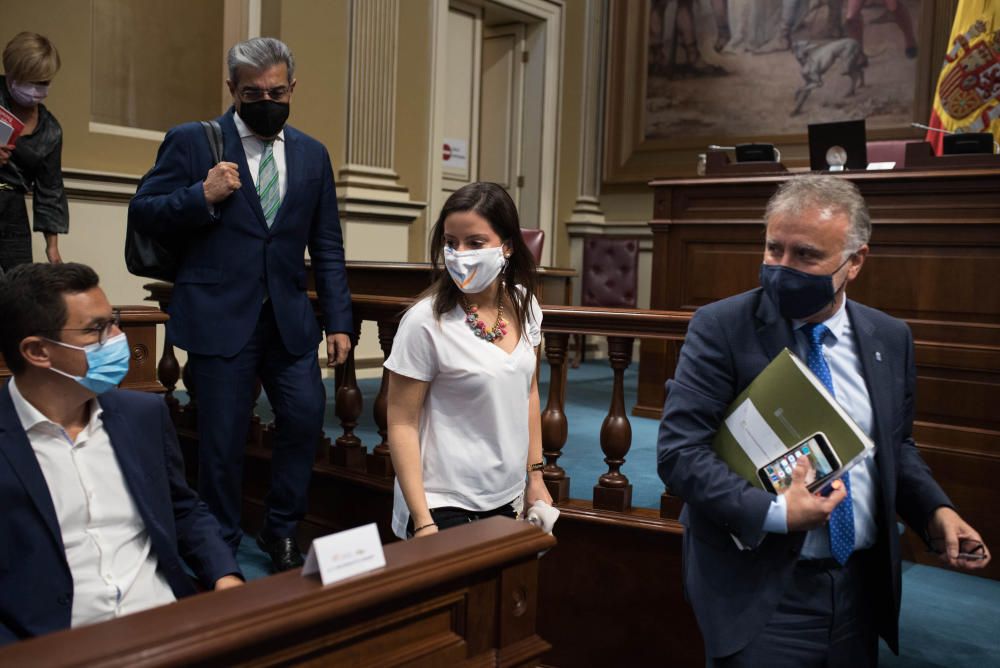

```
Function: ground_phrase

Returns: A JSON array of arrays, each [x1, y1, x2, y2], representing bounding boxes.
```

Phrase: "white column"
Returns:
[[568, 0, 614, 311], [338, 0, 424, 261], [569, 0, 608, 226]]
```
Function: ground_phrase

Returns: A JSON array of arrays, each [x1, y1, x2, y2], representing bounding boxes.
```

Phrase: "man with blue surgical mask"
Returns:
[[0, 262, 242, 645], [657, 175, 989, 666]]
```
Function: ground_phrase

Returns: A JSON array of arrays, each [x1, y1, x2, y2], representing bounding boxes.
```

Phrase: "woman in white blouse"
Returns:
[[385, 182, 553, 539]]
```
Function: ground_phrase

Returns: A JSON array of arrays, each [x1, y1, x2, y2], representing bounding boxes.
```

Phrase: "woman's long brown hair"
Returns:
[[422, 182, 539, 335]]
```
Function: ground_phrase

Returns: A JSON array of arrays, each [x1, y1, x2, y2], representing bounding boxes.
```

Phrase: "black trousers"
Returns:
[[187, 300, 325, 552], [0, 190, 32, 272], [709, 550, 879, 668], [406, 501, 517, 537]]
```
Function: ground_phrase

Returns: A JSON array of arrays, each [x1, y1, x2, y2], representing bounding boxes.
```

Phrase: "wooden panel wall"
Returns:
[[638, 167, 1000, 579]]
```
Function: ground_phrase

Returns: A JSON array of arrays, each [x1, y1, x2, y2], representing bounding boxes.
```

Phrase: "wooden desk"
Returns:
[[0, 517, 554, 667], [639, 167, 1000, 578]]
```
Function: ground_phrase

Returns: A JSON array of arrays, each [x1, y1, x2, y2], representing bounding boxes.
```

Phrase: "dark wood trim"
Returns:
[[0, 518, 554, 668]]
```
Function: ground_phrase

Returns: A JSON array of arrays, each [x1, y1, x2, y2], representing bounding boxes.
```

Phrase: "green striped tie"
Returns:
[[257, 141, 281, 227]]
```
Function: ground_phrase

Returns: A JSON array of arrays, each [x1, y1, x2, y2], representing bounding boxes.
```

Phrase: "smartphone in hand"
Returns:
[[757, 432, 842, 494]]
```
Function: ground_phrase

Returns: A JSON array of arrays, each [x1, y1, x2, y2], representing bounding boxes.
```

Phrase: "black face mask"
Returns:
[[759, 256, 852, 320], [238, 100, 289, 138]]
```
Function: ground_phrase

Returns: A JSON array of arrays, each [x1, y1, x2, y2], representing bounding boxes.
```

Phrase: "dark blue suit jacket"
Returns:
[[128, 110, 352, 357], [657, 288, 951, 658], [0, 386, 241, 645]]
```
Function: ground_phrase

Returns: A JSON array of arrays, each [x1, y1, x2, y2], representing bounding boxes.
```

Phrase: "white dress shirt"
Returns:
[[762, 297, 879, 558], [8, 379, 176, 627], [232, 111, 287, 201]]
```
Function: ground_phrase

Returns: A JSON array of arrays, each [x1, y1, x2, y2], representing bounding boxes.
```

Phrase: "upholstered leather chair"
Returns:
[[521, 228, 545, 265], [574, 236, 639, 365]]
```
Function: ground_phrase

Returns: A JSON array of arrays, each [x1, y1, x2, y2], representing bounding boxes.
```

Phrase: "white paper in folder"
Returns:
[[723, 399, 787, 468]]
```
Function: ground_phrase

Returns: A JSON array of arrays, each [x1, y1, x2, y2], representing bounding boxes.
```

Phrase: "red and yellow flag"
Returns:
[[926, 2, 1000, 154]]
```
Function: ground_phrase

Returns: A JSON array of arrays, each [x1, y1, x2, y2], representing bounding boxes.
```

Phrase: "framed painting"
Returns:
[[603, 0, 958, 183]]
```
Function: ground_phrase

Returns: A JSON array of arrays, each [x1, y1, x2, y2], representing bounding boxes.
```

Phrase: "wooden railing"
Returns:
[[144, 283, 693, 520], [0, 517, 554, 667], [532, 305, 690, 513], [141, 285, 706, 665]]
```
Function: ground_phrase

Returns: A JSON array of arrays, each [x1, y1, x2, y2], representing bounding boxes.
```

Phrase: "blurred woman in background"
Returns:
[[0, 32, 67, 272]]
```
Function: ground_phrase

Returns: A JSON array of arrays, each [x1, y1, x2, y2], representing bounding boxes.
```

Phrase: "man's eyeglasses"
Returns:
[[238, 86, 291, 103], [40, 309, 121, 345]]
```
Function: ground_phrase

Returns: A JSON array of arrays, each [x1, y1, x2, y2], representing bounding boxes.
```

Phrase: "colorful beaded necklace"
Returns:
[[462, 291, 507, 342]]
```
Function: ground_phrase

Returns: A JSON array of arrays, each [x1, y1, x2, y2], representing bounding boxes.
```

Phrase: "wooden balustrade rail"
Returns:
[[0, 517, 554, 667], [145, 282, 694, 519]]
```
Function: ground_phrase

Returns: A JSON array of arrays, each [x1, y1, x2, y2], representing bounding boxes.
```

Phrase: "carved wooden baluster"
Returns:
[[157, 337, 180, 421], [593, 336, 635, 512], [367, 318, 398, 477], [331, 319, 366, 470], [541, 331, 570, 502]]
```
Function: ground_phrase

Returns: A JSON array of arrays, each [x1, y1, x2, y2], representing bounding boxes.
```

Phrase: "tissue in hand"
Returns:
[[525, 500, 560, 534]]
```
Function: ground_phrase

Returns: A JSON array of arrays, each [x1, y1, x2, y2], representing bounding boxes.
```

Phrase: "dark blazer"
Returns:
[[657, 288, 951, 658], [0, 386, 241, 645], [128, 109, 352, 357]]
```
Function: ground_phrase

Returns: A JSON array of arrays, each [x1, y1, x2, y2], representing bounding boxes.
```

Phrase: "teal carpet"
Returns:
[[240, 360, 1000, 665]]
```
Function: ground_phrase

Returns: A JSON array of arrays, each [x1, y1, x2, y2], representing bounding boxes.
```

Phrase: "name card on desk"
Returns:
[[302, 523, 386, 585]]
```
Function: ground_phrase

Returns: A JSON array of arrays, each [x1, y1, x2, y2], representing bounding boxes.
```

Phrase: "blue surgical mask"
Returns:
[[759, 256, 851, 320], [45, 333, 131, 394]]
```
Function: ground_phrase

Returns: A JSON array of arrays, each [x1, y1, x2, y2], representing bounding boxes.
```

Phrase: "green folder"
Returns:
[[711, 348, 874, 489]]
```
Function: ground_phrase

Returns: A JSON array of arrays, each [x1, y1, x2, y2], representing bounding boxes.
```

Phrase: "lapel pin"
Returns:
[[875, 351, 882, 362]]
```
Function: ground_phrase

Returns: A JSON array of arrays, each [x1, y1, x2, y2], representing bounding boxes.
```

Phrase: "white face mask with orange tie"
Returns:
[[443, 246, 506, 294]]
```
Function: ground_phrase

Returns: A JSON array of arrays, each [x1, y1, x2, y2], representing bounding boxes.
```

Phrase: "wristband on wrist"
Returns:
[[527, 461, 544, 472], [413, 521, 437, 534]]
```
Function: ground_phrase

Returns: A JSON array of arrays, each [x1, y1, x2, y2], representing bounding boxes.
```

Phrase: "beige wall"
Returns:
[[2, 1, 162, 175], [396, 0, 434, 260], [276, 0, 349, 169], [91, 0, 225, 132], [6, 0, 657, 365], [3, 0, 628, 268], [553, 0, 583, 269]]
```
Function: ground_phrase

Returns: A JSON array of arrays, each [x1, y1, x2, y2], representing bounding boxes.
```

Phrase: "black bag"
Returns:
[[125, 120, 224, 282]]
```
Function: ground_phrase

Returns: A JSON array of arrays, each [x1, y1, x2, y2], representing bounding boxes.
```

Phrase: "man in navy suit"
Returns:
[[0, 263, 242, 645], [128, 38, 353, 571], [657, 175, 989, 665]]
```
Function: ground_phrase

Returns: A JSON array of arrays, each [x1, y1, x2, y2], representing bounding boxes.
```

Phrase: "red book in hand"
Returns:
[[0, 105, 25, 146]]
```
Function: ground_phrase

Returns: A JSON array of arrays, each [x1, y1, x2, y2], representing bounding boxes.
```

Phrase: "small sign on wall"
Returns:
[[442, 138, 469, 170]]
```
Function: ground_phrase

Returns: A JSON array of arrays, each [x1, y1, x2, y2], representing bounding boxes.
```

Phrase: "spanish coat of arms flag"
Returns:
[[925, 1, 1000, 154]]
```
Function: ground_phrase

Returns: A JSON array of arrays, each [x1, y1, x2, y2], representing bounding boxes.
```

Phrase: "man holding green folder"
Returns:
[[657, 175, 989, 666]]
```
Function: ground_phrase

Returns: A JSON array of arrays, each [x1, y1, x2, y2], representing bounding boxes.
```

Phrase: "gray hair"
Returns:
[[227, 37, 295, 84], [764, 175, 871, 255]]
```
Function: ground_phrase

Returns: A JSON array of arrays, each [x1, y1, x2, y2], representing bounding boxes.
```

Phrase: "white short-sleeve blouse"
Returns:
[[384, 292, 542, 538]]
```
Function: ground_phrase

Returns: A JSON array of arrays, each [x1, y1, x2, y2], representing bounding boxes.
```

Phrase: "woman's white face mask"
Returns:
[[443, 245, 506, 293]]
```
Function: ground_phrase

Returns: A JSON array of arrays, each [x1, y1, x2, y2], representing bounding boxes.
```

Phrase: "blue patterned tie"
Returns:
[[803, 322, 854, 565], [257, 141, 280, 227]]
